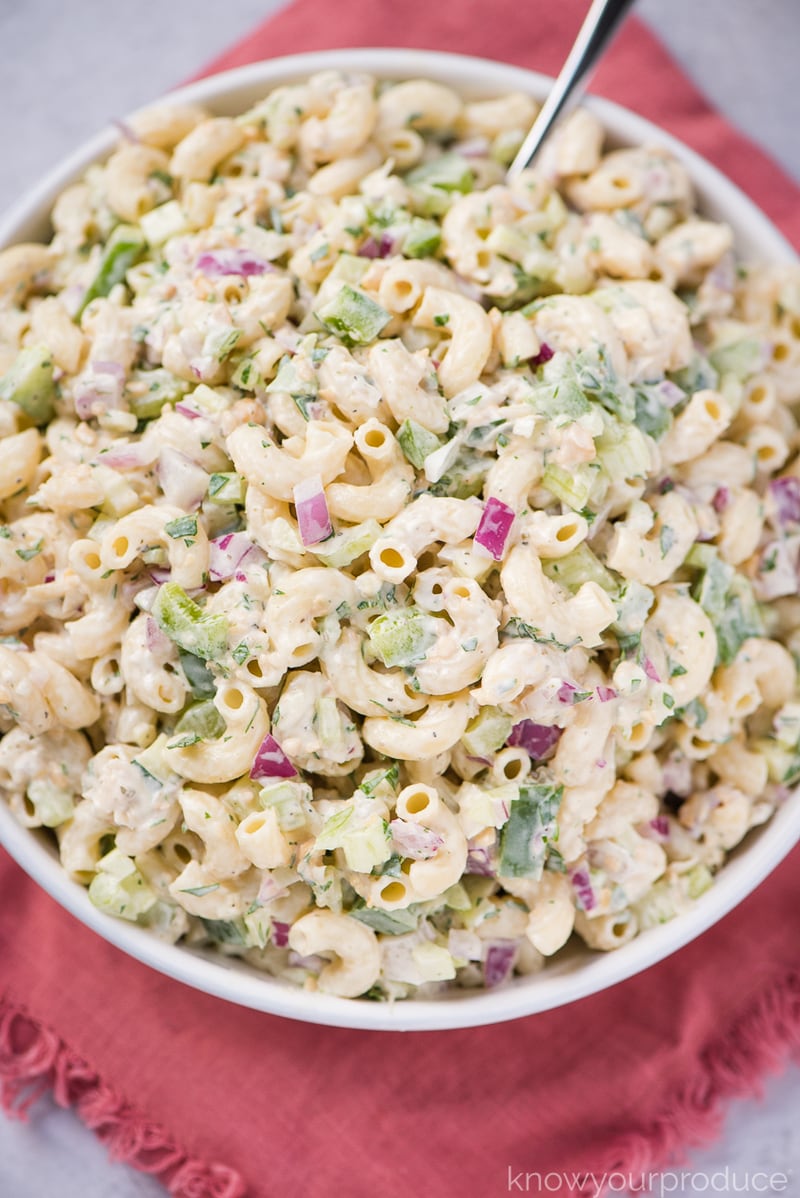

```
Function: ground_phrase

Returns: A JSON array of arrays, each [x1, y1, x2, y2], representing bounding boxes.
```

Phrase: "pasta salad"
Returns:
[[1, 71, 799, 1000]]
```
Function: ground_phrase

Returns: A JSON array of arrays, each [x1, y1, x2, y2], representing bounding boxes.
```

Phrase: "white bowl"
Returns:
[[1, 48, 797, 1032]]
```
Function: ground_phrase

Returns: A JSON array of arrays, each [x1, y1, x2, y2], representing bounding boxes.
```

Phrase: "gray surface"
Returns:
[[1, 1, 800, 1194]]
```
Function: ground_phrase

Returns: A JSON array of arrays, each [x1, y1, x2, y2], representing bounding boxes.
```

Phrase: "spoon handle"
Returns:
[[506, 0, 637, 180]]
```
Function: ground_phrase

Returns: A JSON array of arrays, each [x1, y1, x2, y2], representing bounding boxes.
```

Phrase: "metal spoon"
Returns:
[[507, 0, 638, 180]]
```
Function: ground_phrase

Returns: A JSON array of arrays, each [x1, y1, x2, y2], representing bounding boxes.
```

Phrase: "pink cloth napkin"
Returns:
[[2, 2, 800, 1196]]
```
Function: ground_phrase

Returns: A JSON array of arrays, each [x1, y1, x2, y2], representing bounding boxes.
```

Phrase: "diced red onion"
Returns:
[[466, 842, 496, 877], [483, 940, 518, 988], [649, 816, 670, 840], [293, 475, 332, 547], [195, 249, 271, 278], [704, 252, 735, 295], [74, 361, 126, 419], [389, 818, 444, 861], [273, 326, 302, 353], [92, 360, 125, 378], [174, 401, 202, 421], [147, 566, 171, 586], [113, 118, 139, 143], [508, 720, 562, 760], [357, 232, 396, 259], [257, 875, 289, 904], [145, 616, 171, 655], [769, 477, 800, 527], [529, 343, 554, 368], [491, 793, 511, 824], [448, 928, 482, 961], [453, 273, 485, 304], [596, 686, 617, 702], [250, 734, 297, 781], [474, 496, 515, 560], [209, 532, 264, 582], [753, 537, 800, 601], [99, 443, 157, 470], [662, 751, 693, 798], [643, 657, 661, 683], [453, 136, 490, 159], [712, 486, 731, 513], [557, 681, 586, 704], [157, 447, 208, 511], [656, 379, 685, 408], [288, 950, 325, 971], [570, 867, 595, 912], [272, 920, 290, 947]]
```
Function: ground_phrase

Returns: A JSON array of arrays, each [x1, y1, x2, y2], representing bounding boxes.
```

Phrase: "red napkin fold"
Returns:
[[3, 2, 800, 1197]]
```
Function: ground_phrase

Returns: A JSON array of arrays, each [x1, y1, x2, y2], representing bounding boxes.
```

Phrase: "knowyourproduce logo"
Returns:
[[506, 1167, 791, 1196]]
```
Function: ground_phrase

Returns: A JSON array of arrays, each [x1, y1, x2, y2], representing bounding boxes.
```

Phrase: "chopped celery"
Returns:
[[428, 449, 488, 499], [152, 582, 228, 662], [443, 882, 471, 911], [26, 780, 74, 827], [686, 864, 713, 899], [78, 224, 146, 315], [367, 607, 437, 668], [132, 733, 179, 786], [178, 649, 217, 699], [403, 218, 442, 258], [243, 908, 271, 948], [165, 515, 198, 540], [350, 904, 418, 935], [633, 384, 673, 440], [529, 374, 591, 422], [88, 849, 157, 922], [327, 252, 370, 284], [635, 879, 678, 929], [543, 543, 618, 595], [313, 518, 381, 568], [201, 912, 271, 949], [189, 383, 232, 416], [709, 337, 762, 380], [669, 352, 718, 395], [231, 357, 265, 393], [341, 821, 391, 873], [266, 353, 318, 414], [498, 782, 562, 879], [207, 328, 241, 362], [613, 580, 655, 650], [411, 941, 456, 981], [397, 418, 442, 469], [359, 763, 400, 798], [595, 416, 652, 481], [127, 368, 188, 420], [317, 284, 391, 347], [542, 462, 598, 510], [316, 805, 355, 850], [406, 153, 474, 194], [461, 707, 513, 757], [139, 200, 187, 246], [316, 803, 390, 873], [0, 344, 56, 426], [173, 699, 225, 744], [691, 551, 763, 665], [259, 780, 311, 832], [207, 472, 247, 505], [573, 349, 635, 422], [201, 917, 247, 945]]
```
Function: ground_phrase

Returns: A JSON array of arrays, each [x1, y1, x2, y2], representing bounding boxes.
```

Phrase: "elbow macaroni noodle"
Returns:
[[1, 72, 799, 1000]]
